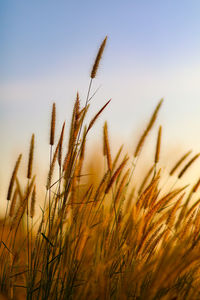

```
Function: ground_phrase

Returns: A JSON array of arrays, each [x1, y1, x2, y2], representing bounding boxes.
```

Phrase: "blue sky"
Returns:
[[1, 1, 200, 82], [1, 0, 200, 200]]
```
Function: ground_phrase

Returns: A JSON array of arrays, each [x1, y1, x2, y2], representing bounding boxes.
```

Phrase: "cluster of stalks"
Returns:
[[1, 37, 200, 300]]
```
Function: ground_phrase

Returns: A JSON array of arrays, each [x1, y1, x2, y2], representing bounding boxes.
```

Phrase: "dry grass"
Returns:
[[1, 38, 200, 300]]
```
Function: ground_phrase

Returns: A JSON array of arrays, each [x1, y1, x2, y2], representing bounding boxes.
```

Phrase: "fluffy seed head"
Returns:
[[50, 102, 56, 146], [27, 134, 35, 179], [7, 154, 22, 200], [155, 126, 162, 163], [30, 185, 36, 218], [90, 36, 107, 79], [58, 122, 65, 167], [105, 157, 129, 194], [103, 121, 112, 171], [87, 99, 111, 133], [9, 188, 18, 217], [178, 153, 200, 179], [192, 178, 200, 193], [169, 150, 192, 176], [134, 99, 163, 157]]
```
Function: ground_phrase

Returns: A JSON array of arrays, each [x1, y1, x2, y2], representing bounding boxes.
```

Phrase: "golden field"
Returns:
[[1, 38, 200, 300]]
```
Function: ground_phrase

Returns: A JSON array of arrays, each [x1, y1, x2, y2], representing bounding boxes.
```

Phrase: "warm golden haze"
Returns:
[[1, 38, 200, 300]]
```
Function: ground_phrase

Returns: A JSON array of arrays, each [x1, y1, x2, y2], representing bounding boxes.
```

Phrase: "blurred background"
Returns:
[[1, 0, 200, 211]]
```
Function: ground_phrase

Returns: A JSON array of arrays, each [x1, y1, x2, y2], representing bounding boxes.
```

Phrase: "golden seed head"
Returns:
[[169, 150, 192, 176], [134, 99, 163, 157], [105, 157, 128, 194], [30, 185, 36, 218], [7, 154, 22, 200], [9, 188, 18, 217], [27, 134, 35, 179], [90, 36, 107, 79], [178, 153, 200, 179], [58, 122, 65, 167], [103, 121, 112, 171], [193, 178, 200, 193], [50, 102, 56, 146], [87, 99, 111, 133], [155, 126, 162, 164]]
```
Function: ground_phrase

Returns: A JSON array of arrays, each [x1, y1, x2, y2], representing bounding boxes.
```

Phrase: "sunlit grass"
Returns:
[[1, 38, 200, 300]]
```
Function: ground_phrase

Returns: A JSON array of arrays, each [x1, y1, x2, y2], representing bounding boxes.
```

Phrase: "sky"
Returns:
[[1, 0, 200, 203]]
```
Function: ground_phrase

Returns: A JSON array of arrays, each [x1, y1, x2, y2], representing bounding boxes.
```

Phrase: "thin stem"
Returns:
[[49, 145, 53, 235], [27, 179, 30, 293]]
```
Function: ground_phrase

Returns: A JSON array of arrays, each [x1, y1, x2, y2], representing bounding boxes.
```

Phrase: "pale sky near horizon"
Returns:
[[1, 1, 200, 203]]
